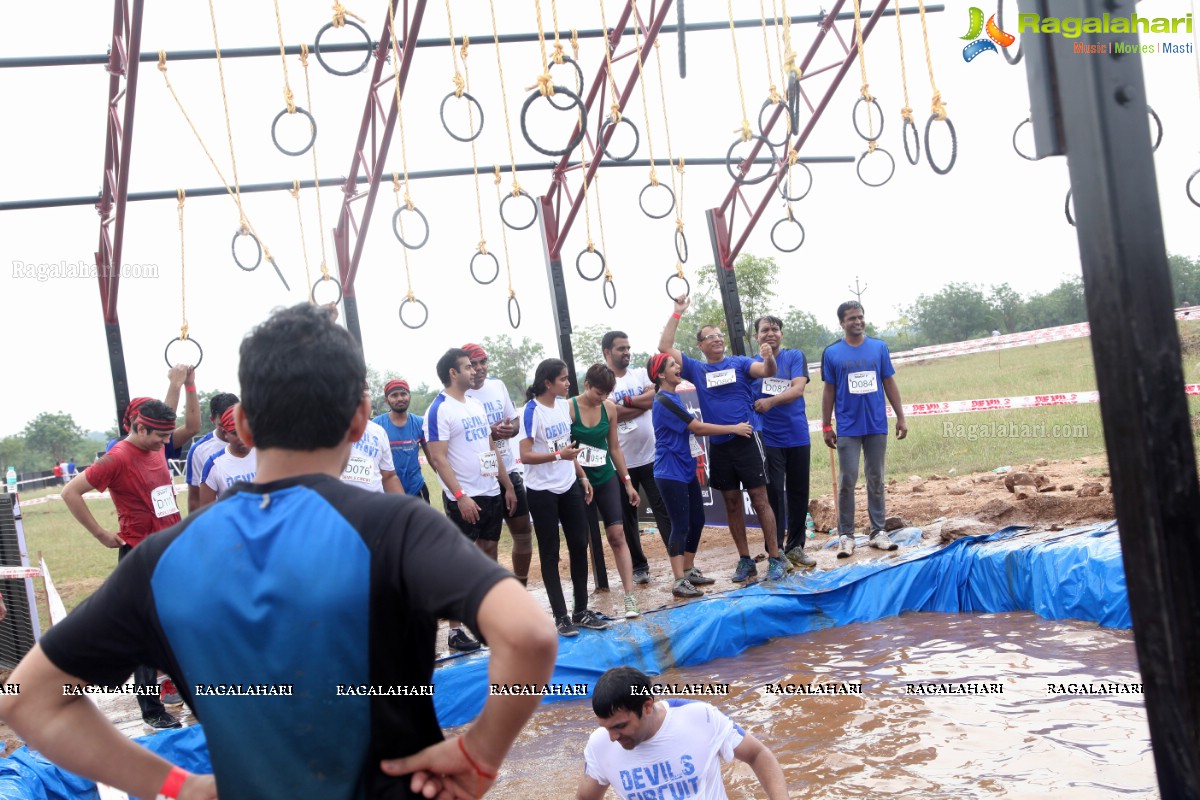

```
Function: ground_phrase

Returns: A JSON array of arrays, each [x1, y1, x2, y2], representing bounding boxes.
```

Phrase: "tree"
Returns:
[[905, 282, 996, 344], [569, 324, 610, 377], [407, 383, 441, 416], [780, 309, 839, 359], [1024, 277, 1086, 330], [0, 436, 29, 473], [693, 254, 781, 352], [22, 412, 86, 464], [1168, 253, 1200, 306], [480, 335, 546, 403], [988, 283, 1025, 334]]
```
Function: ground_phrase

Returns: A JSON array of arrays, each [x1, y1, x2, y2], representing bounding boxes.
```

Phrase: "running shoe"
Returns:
[[556, 615, 580, 637], [837, 535, 856, 558], [786, 547, 817, 568], [672, 578, 703, 598], [448, 629, 482, 652], [766, 557, 788, 581], [143, 712, 182, 730], [623, 594, 641, 619], [731, 556, 758, 582], [572, 609, 610, 630], [684, 566, 716, 585], [869, 531, 898, 551], [159, 678, 182, 706], [633, 569, 651, 585]]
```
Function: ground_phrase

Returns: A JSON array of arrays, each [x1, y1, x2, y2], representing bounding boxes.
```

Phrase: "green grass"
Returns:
[[18, 325, 1200, 621]]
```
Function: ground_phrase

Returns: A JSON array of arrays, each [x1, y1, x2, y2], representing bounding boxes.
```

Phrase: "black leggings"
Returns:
[[657, 477, 705, 558], [527, 481, 591, 620]]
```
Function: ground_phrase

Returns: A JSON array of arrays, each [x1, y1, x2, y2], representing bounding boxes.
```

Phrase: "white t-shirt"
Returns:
[[584, 701, 744, 800], [202, 448, 258, 496], [608, 367, 656, 469], [466, 377, 520, 474], [339, 420, 395, 493], [187, 432, 226, 487], [424, 392, 500, 500], [521, 397, 578, 494]]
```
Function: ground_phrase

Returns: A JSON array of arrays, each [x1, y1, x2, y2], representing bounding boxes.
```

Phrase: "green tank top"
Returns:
[[570, 397, 616, 485]]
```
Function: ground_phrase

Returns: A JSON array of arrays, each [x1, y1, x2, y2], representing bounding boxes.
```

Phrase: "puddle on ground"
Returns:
[[460, 611, 1154, 799]]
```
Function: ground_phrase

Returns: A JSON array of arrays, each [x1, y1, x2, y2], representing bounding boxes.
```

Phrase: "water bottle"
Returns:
[[805, 513, 815, 534], [5, 466, 16, 494]]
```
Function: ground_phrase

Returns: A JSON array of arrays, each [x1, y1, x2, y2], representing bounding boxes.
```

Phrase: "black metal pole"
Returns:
[[537, 200, 579, 395], [706, 209, 747, 357], [1050, 0, 1200, 794], [104, 322, 131, 437]]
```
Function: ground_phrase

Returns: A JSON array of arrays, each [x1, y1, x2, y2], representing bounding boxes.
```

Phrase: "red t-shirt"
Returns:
[[84, 440, 182, 547]]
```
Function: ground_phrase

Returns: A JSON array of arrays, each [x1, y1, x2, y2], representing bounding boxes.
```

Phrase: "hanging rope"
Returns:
[[207, 0, 246, 230], [894, 0, 919, 165], [849, 0, 895, 187], [630, 0, 674, 220], [489, 0, 539, 228], [915, 0, 957, 174], [596, 0, 640, 161], [726, 0, 753, 143], [754, 0, 793, 146], [573, 99, 605, 283], [164, 189, 204, 369], [651, 38, 688, 270], [393, 172, 429, 328], [780, 0, 801, 81], [298, 43, 337, 301], [517, 0, 586, 156], [313, 2, 371, 76], [269, 0, 317, 156], [386, 0, 431, 249], [493, 166, 522, 329], [592, 170, 618, 310], [542, 0, 584, 109], [438, 0, 484, 142]]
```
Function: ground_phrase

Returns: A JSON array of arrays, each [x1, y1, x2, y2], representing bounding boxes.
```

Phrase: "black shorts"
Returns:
[[506, 470, 530, 519], [709, 433, 769, 491], [591, 476, 625, 527], [445, 493, 505, 542]]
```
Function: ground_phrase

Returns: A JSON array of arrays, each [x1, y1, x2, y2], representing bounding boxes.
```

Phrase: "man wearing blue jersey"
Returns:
[[821, 301, 907, 558], [658, 295, 789, 584], [0, 303, 557, 800], [374, 378, 430, 502]]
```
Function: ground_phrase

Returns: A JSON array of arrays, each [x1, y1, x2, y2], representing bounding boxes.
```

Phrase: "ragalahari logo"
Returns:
[[961, 6, 1015, 61]]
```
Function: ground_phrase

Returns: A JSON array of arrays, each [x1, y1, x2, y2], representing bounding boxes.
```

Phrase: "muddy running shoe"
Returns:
[[624, 594, 641, 618], [572, 609, 610, 631], [766, 557, 789, 581], [448, 628, 482, 652], [837, 535, 856, 559], [731, 556, 758, 583], [633, 569, 651, 584], [869, 531, 898, 551], [786, 547, 817, 568], [684, 566, 716, 585], [556, 615, 580, 637], [159, 678, 182, 706], [143, 712, 182, 730], [672, 578, 703, 598]]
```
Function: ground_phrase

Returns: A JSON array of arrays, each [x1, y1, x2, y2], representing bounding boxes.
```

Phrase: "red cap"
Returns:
[[385, 378, 410, 395], [462, 343, 487, 362]]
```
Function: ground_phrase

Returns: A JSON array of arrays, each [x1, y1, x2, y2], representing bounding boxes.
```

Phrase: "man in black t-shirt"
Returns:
[[0, 304, 558, 800]]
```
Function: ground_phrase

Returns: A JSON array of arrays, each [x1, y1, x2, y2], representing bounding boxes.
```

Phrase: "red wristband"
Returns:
[[184, 385, 196, 393], [157, 766, 189, 799], [671, 312, 681, 320], [458, 736, 496, 781], [453, 489, 465, 500], [822, 425, 833, 432]]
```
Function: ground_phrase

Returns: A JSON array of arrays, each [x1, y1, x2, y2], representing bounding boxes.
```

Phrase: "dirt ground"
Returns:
[[0, 456, 1115, 757]]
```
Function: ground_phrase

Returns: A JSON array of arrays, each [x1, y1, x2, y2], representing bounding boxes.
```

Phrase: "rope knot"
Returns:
[[290, 180, 300, 199], [901, 105, 914, 123], [478, 240, 488, 256], [785, 52, 801, 79], [177, 188, 186, 208], [768, 85, 782, 104], [284, 86, 296, 114], [552, 42, 565, 64], [452, 72, 465, 97], [320, 262, 331, 280], [930, 92, 948, 121], [787, 148, 799, 166], [570, 29, 580, 59], [531, 72, 555, 96], [675, 218, 685, 233], [609, 103, 622, 123], [649, 167, 659, 186], [300, 43, 310, 67], [460, 35, 469, 59], [493, 165, 502, 185], [510, 181, 522, 198], [587, 240, 596, 253], [405, 289, 416, 302], [180, 322, 189, 340], [867, 139, 878, 153], [675, 157, 685, 175], [331, 2, 362, 27], [157, 50, 167, 72], [738, 119, 753, 142], [675, 262, 685, 278], [403, 190, 415, 211], [860, 84, 873, 103]]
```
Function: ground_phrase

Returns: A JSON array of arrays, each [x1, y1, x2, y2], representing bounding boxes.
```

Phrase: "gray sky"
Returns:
[[3, 0, 1198, 434]]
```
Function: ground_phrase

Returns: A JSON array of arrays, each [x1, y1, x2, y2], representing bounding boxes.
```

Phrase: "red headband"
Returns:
[[123, 397, 153, 429], [648, 353, 671, 383], [219, 407, 238, 433], [385, 379, 410, 395], [462, 343, 487, 362], [136, 414, 175, 433]]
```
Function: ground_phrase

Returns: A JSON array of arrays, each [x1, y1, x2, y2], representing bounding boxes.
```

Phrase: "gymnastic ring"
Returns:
[[599, 115, 640, 162], [674, 228, 689, 263], [902, 116, 920, 166], [757, 98, 793, 148], [1065, 189, 1075, 227], [508, 295, 522, 329], [852, 96, 885, 142], [924, 114, 957, 175], [439, 91, 485, 143], [576, 247, 606, 282], [1187, 168, 1200, 208], [313, 21, 373, 77], [725, 135, 779, 186], [546, 56, 585, 111], [770, 216, 805, 253], [231, 228, 262, 271], [164, 336, 204, 370], [271, 106, 317, 157], [996, 0, 1023, 65], [638, 181, 676, 220], [856, 147, 895, 188], [267, 256, 291, 292], [311, 275, 343, 306], [777, 161, 813, 202], [603, 275, 618, 309], [470, 250, 500, 285], [1148, 105, 1163, 152], [1012, 117, 1039, 161], [500, 189, 538, 231], [520, 86, 586, 157], [399, 297, 429, 329], [392, 205, 430, 250], [665, 274, 690, 302]]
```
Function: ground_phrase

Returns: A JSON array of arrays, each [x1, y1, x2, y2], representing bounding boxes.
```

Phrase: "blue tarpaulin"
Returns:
[[0, 523, 1129, 798]]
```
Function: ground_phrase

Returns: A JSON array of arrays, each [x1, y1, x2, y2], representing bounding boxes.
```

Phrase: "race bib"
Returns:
[[689, 435, 704, 458], [495, 438, 510, 457], [343, 454, 375, 483], [616, 418, 639, 435], [150, 485, 178, 518], [478, 451, 499, 477], [549, 435, 571, 454], [848, 370, 878, 395], [706, 369, 736, 388], [761, 377, 789, 396], [577, 445, 607, 468]]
